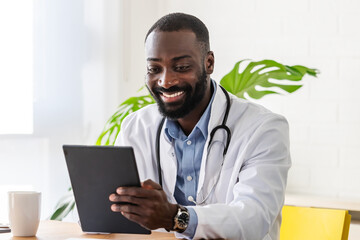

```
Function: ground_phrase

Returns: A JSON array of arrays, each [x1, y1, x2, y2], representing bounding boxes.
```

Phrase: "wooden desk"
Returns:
[[0, 221, 176, 240]]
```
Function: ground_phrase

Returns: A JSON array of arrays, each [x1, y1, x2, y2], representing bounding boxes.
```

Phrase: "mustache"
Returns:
[[152, 85, 190, 94]]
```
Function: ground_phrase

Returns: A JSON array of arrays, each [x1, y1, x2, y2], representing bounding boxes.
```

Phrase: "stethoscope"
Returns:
[[156, 85, 232, 205]]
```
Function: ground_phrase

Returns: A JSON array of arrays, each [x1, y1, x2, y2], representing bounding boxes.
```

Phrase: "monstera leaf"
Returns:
[[220, 59, 318, 99], [96, 94, 155, 146]]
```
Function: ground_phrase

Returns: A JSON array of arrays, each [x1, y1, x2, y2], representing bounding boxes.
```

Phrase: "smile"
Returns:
[[162, 91, 184, 98], [160, 91, 185, 103]]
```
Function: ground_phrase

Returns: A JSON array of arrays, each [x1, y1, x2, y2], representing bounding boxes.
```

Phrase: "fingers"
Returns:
[[111, 202, 171, 230], [115, 186, 156, 198], [110, 202, 142, 215], [109, 179, 164, 207], [110, 202, 152, 223], [115, 179, 161, 196], [109, 193, 143, 205], [141, 179, 162, 190], [108, 180, 176, 230]]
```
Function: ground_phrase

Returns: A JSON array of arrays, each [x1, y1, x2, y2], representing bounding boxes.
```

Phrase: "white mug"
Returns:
[[8, 191, 41, 237]]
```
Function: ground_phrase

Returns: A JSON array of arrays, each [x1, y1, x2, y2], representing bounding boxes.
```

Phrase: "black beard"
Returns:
[[149, 69, 208, 120]]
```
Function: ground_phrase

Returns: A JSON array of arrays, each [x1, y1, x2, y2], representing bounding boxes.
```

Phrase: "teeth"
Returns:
[[162, 91, 184, 98]]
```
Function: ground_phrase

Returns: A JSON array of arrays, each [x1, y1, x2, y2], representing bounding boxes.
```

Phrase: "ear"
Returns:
[[205, 51, 215, 74]]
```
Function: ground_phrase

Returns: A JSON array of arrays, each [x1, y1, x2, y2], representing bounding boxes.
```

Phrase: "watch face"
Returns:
[[178, 212, 190, 229]]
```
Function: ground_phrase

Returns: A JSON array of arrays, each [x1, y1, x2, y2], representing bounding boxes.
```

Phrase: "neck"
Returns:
[[177, 81, 213, 135]]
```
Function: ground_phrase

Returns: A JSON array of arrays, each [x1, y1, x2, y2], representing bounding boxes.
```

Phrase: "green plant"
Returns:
[[50, 59, 318, 220], [220, 59, 317, 99], [96, 94, 155, 146], [49, 188, 75, 220]]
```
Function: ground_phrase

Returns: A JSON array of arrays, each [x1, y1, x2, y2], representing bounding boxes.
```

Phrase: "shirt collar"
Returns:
[[164, 79, 217, 141]]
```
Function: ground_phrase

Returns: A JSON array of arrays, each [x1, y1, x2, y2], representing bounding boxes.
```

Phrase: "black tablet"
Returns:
[[63, 145, 150, 234]]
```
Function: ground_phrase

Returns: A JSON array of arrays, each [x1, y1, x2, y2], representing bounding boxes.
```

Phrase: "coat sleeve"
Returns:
[[192, 115, 291, 240]]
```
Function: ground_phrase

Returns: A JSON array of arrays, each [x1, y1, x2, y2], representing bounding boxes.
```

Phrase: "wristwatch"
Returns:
[[173, 205, 190, 233]]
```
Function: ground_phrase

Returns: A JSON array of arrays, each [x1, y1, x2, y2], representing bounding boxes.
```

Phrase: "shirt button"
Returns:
[[187, 175, 193, 181], [188, 196, 194, 202], [186, 140, 192, 145]]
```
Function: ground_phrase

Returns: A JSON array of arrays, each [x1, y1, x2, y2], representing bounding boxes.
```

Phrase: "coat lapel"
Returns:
[[159, 122, 177, 203]]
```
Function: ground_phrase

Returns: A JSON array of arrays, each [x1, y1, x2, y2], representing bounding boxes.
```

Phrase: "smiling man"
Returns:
[[111, 13, 291, 239]]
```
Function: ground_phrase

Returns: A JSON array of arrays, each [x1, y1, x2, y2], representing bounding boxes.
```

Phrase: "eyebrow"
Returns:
[[147, 55, 192, 62], [172, 55, 192, 61]]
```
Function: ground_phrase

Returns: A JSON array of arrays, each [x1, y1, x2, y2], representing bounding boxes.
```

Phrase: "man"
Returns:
[[109, 13, 291, 239]]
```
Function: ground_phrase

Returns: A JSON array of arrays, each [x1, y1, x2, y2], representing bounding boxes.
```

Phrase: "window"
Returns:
[[0, 0, 33, 134]]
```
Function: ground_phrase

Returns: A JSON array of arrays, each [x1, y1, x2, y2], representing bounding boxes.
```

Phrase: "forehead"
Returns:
[[145, 30, 202, 60]]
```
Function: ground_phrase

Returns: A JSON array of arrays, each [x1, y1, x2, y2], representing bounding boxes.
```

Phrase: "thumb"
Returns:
[[141, 179, 162, 190]]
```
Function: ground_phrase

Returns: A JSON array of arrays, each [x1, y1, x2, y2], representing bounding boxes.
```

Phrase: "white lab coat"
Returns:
[[115, 82, 291, 240]]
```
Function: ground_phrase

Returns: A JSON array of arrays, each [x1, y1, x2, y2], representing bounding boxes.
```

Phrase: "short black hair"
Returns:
[[145, 13, 210, 54]]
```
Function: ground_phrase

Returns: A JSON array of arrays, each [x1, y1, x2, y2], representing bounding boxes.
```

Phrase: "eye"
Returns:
[[147, 66, 161, 74], [175, 65, 190, 72]]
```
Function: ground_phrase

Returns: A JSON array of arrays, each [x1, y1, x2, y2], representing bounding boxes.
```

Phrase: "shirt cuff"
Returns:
[[175, 207, 198, 239]]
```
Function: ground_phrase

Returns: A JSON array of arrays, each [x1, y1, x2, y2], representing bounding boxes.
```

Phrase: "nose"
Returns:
[[158, 69, 178, 89]]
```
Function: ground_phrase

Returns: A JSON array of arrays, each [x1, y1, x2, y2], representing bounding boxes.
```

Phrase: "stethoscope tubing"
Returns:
[[156, 85, 232, 200]]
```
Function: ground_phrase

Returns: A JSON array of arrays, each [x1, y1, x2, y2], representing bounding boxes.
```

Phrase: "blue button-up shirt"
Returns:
[[164, 81, 216, 238]]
